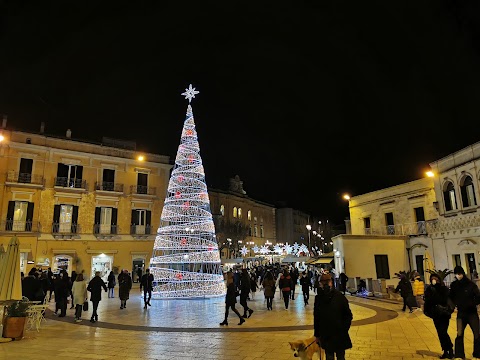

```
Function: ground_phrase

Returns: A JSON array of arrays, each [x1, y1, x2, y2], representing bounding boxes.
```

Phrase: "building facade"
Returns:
[[0, 127, 171, 281]]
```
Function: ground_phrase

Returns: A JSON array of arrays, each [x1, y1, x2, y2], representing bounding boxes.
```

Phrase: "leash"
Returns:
[[305, 339, 318, 349]]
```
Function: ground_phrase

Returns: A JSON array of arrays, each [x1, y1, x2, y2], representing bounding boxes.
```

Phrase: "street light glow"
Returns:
[[137, 155, 145, 161], [426, 171, 434, 177], [343, 194, 351, 201], [0, 134, 4, 142], [306, 224, 311, 231]]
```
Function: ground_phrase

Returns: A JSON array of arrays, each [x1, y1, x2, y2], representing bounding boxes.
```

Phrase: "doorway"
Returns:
[[132, 258, 145, 283], [415, 254, 425, 280], [91, 254, 113, 281], [465, 253, 477, 279], [53, 255, 72, 276]]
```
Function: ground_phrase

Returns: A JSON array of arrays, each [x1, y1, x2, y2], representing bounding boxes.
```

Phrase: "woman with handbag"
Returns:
[[424, 274, 454, 359], [72, 273, 88, 323]]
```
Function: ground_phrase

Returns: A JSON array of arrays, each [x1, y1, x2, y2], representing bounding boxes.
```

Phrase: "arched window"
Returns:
[[238, 208, 242, 219], [443, 181, 457, 211], [233, 207, 237, 218], [247, 210, 252, 221], [461, 176, 477, 208], [220, 205, 225, 216]]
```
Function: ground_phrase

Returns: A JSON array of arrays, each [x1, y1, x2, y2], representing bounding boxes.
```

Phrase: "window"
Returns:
[[363, 217, 371, 235], [18, 158, 33, 183], [102, 169, 115, 191], [453, 254, 461, 267], [415, 255, 424, 278], [249, 226, 252, 236], [260, 224, 264, 238], [238, 208, 242, 219], [94, 207, 118, 234], [414, 207, 425, 222], [254, 225, 258, 237], [374, 255, 390, 279], [385, 212, 395, 235], [131, 209, 151, 235], [53, 204, 78, 233], [253, 216, 257, 222], [220, 205, 225, 216], [414, 207, 426, 234], [6, 201, 34, 231], [137, 173, 148, 194], [247, 210, 252, 221], [56, 163, 83, 188], [461, 176, 477, 208], [443, 181, 457, 211], [233, 207, 237, 218], [260, 217, 263, 223]]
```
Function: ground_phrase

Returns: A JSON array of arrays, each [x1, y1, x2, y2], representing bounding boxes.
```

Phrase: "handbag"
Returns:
[[83, 301, 89, 311]]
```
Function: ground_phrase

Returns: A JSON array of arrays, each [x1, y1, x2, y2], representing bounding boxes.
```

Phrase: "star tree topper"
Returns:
[[181, 84, 200, 103]]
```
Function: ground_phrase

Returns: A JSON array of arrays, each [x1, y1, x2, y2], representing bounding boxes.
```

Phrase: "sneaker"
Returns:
[[75, 319, 82, 323], [120, 306, 124, 309], [90, 318, 95, 323], [409, 309, 414, 313]]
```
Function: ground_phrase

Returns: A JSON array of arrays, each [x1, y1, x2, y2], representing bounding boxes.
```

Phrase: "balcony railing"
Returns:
[[95, 181, 124, 192], [130, 224, 151, 235], [6, 172, 45, 186], [52, 222, 80, 234], [130, 185, 156, 196], [2, 220, 39, 232], [54, 177, 87, 190], [364, 221, 428, 236], [93, 224, 118, 235]]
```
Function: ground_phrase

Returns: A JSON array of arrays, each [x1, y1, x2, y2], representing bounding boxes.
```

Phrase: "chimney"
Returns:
[[40, 122, 45, 134], [66, 129, 72, 138], [2, 115, 7, 129]]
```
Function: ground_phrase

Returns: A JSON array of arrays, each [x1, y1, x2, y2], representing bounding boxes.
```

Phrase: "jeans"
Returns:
[[455, 312, 480, 358], [75, 304, 83, 319], [282, 291, 291, 309], [266, 296, 273, 309], [433, 317, 453, 351], [56, 298, 67, 316], [402, 297, 412, 311], [302, 288, 309, 304], [108, 287, 114, 297], [144, 289, 152, 304], [224, 304, 242, 321], [291, 285, 296, 299], [91, 300, 100, 320], [325, 350, 345, 360]]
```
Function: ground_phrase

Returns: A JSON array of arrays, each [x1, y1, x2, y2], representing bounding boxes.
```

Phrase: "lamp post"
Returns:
[[306, 224, 311, 255]]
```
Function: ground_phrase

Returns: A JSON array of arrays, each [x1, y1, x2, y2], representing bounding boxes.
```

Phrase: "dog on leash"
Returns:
[[289, 336, 323, 360]]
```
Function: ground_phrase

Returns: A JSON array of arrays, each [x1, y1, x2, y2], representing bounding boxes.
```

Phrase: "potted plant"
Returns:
[[2, 298, 30, 339]]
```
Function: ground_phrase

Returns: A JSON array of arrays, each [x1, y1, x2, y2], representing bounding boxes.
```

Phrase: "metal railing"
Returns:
[[54, 177, 87, 190], [6, 172, 45, 186], [51, 222, 80, 234], [363, 221, 428, 236], [2, 220, 39, 232], [130, 224, 151, 235], [130, 185, 156, 195], [95, 181, 124, 192], [93, 224, 118, 235]]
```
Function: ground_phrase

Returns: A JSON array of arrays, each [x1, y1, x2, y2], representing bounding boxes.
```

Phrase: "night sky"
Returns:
[[1, 1, 480, 224]]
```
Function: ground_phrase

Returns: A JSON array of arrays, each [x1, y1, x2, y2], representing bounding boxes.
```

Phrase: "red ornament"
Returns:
[[183, 201, 190, 210], [175, 273, 183, 280], [187, 154, 195, 163], [207, 245, 214, 251], [185, 129, 193, 136], [180, 238, 187, 246], [177, 175, 184, 182], [175, 191, 181, 199]]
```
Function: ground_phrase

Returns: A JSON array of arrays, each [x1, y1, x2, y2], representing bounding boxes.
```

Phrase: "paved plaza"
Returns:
[[0, 285, 478, 360]]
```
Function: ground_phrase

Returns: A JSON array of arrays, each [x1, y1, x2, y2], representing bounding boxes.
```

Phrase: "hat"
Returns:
[[429, 273, 441, 283], [319, 273, 332, 283], [454, 266, 466, 275]]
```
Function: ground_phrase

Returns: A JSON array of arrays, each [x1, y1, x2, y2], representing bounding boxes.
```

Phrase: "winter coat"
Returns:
[[300, 275, 310, 291], [22, 276, 42, 301], [72, 280, 87, 306], [279, 274, 293, 292], [412, 278, 425, 296], [140, 273, 154, 292], [87, 276, 107, 302], [118, 272, 132, 300], [107, 273, 116, 289], [54, 277, 69, 301], [449, 277, 480, 315], [424, 283, 453, 319], [395, 279, 413, 299], [225, 282, 237, 306], [262, 278, 276, 297], [314, 288, 353, 352], [239, 274, 251, 297]]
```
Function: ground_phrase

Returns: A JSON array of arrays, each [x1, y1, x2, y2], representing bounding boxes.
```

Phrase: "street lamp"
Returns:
[[306, 224, 311, 255]]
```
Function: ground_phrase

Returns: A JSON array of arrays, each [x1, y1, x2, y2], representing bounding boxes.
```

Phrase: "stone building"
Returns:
[[0, 124, 171, 281]]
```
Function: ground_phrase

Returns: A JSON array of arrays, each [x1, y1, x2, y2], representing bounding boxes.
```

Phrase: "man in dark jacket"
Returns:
[[22, 268, 42, 301], [291, 267, 299, 300], [339, 272, 349, 295], [239, 269, 254, 318], [140, 268, 154, 309], [449, 265, 480, 359], [394, 275, 415, 313], [314, 273, 353, 360], [87, 271, 107, 323]]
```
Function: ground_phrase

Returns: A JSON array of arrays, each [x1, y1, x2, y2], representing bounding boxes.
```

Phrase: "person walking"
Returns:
[[300, 271, 311, 305], [69, 270, 77, 309], [118, 269, 133, 309], [339, 272, 349, 295], [314, 273, 353, 360], [250, 272, 258, 300], [424, 273, 454, 359], [239, 269, 254, 318], [449, 265, 480, 359], [413, 273, 425, 309], [54, 271, 69, 317], [47, 267, 55, 301], [107, 271, 116, 298], [140, 268, 154, 309], [87, 271, 107, 323], [394, 275, 415, 313], [262, 270, 276, 310], [22, 267, 42, 302], [279, 269, 293, 310], [72, 273, 87, 323], [291, 267, 299, 300], [220, 271, 245, 326]]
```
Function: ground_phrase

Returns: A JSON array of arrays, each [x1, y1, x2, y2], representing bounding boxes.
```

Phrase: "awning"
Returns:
[[281, 256, 309, 263], [312, 257, 334, 265]]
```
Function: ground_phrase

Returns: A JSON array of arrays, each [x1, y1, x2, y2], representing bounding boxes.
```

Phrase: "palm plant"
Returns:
[[425, 268, 453, 282], [394, 270, 416, 281]]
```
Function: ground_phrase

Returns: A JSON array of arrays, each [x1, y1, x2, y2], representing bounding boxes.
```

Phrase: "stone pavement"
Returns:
[[0, 285, 478, 360]]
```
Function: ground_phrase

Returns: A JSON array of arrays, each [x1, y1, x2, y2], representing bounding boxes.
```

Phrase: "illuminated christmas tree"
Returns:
[[150, 85, 226, 299]]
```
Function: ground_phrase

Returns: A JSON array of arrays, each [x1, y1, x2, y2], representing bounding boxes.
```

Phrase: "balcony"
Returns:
[[54, 177, 87, 190], [364, 221, 427, 236], [130, 185, 156, 196], [93, 224, 119, 236], [5, 172, 44, 188], [52, 222, 80, 234], [95, 181, 124, 193], [130, 224, 151, 235], [1, 220, 40, 232]]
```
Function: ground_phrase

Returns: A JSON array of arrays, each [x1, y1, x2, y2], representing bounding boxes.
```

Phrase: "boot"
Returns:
[[439, 349, 453, 359], [219, 320, 228, 326], [238, 317, 245, 325]]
